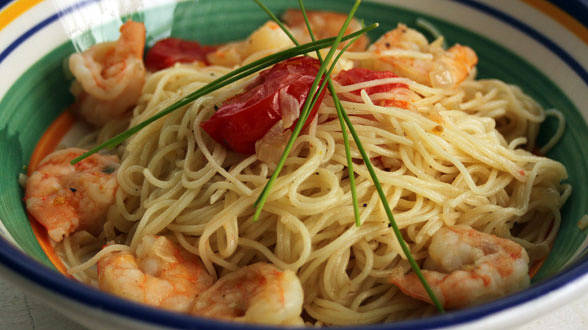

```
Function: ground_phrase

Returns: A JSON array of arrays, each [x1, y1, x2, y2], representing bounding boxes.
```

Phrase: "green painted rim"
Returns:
[[0, 0, 586, 282]]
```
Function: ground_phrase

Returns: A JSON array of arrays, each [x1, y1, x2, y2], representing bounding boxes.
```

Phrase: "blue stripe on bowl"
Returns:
[[452, 0, 588, 87], [1, 1, 587, 85], [548, 0, 588, 26], [0, 227, 587, 329], [1, 0, 588, 329], [0, 0, 99, 64], [0, 0, 14, 12], [1, 0, 587, 88]]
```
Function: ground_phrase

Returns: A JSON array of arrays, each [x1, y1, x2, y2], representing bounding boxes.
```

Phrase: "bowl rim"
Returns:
[[452, 0, 588, 86], [1, 236, 588, 329], [1, 0, 588, 328]]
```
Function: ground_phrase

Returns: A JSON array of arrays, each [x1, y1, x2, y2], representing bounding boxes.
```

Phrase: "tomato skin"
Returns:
[[201, 56, 325, 154], [335, 68, 407, 95], [335, 68, 412, 108], [145, 38, 217, 71]]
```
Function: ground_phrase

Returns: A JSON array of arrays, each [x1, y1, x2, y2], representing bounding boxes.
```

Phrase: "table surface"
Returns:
[[1, 276, 587, 329]]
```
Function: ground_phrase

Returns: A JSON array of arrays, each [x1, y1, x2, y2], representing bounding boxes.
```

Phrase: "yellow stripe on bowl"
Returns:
[[0, 0, 44, 32], [522, 0, 588, 45]]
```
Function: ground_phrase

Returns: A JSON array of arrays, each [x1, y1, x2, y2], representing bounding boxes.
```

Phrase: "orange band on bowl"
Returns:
[[27, 110, 76, 276], [0, 0, 44, 32], [522, 0, 588, 45]]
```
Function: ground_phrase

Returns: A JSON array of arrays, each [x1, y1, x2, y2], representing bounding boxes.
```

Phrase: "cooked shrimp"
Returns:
[[25, 148, 119, 242], [207, 21, 295, 67], [389, 226, 530, 309], [363, 24, 478, 88], [282, 9, 369, 51], [192, 263, 304, 325], [69, 20, 146, 126], [98, 235, 214, 313]]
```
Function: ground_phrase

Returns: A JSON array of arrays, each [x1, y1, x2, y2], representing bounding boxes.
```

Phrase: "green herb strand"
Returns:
[[257, 0, 444, 312], [295, 0, 361, 227], [299, 1, 444, 313], [252, 0, 363, 220], [250, 41, 359, 207], [338, 107, 445, 313], [70, 25, 377, 165]]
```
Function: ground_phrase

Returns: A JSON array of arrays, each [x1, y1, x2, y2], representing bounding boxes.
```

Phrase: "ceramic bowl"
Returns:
[[0, 0, 587, 328]]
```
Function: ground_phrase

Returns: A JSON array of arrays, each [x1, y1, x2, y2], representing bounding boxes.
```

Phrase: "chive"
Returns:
[[303, 2, 444, 314], [338, 105, 445, 313], [70, 25, 378, 165], [334, 95, 361, 226], [256, 0, 444, 313], [252, 0, 363, 221], [295, 0, 361, 227]]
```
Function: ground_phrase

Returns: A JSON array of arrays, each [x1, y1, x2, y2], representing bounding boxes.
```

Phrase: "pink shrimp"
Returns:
[[389, 226, 530, 309], [192, 263, 304, 325], [364, 24, 478, 88], [207, 21, 296, 67], [282, 9, 369, 52], [98, 235, 214, 313], [25, 148, 119, 242], [68, 20, 146, 126]]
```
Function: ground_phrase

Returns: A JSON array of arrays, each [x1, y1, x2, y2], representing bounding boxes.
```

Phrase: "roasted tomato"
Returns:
[[335, 68, 414, 108], [145, 37, 217, 71], [335, 68, 407, 95], [201, 56, 326, 154]]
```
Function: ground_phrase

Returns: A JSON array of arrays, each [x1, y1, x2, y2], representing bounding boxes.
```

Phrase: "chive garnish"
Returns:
[[254, 0, 445, 313], [294, 0, 361, 227], [337, 106, 445, 313], [67, 0, 444, 314], [252, 0, 363, 221], [70, 25, 377, 164]]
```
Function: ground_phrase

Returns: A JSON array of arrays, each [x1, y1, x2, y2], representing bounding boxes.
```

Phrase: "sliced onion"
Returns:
[[255, 120, 292, 166], [279, 89, 300, 129]]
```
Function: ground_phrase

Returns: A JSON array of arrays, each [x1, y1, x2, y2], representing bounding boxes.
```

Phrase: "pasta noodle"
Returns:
[[47, 18, 570, 326]]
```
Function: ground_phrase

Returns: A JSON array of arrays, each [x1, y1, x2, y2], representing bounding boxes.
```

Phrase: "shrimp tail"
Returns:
[[389, 226, 530, 309], [390, 272, 445, 306]]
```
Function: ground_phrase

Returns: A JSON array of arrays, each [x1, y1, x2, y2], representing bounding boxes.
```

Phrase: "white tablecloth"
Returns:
[[1, 276, 587, 329]]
